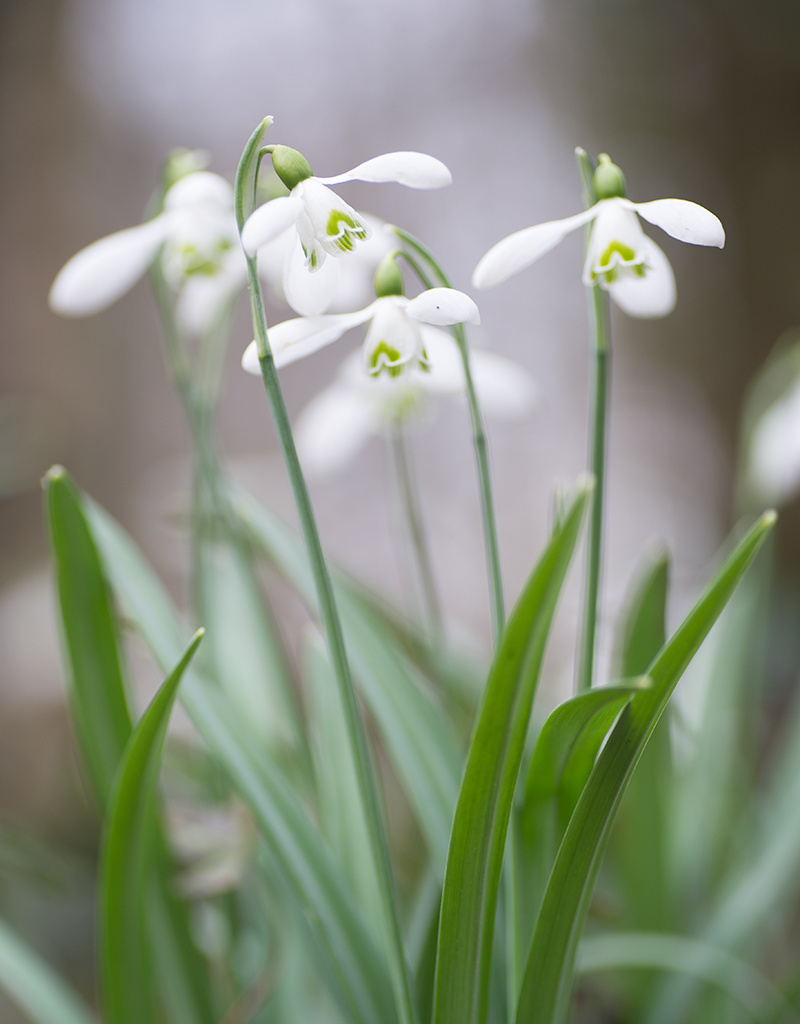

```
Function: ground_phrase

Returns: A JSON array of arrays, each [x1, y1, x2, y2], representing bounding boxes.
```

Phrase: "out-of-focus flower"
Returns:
[[290, 332, 537, 477], [742, 339, 800, 507], [240, 147, 451, 316], [49, 170, 244, 333], [473, 153, 725, 318], [241, 287, 479, 375]]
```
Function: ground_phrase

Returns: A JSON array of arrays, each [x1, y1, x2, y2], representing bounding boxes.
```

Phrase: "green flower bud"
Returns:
[[593, 153, 627, 200], [373, 255, 405, 297], [271, 146, 314, 191]]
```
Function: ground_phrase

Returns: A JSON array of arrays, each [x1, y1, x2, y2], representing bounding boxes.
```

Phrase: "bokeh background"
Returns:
[[2, 0, 800, 1015]]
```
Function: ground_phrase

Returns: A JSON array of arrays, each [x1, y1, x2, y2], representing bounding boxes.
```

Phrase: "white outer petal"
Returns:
[[472, 208, 597, 289], [164, 171, 234, 210], [417, 329, 537, 416], [268, 305, 375, 369], [317, 152, 452, 189], [241, 194, 303, 255], [48, 217, 169, 316], [470, 351, 538, 416], [605, 237, 676, 318], [747, 384, 800, 505], [294, 383, 378, 476], [627, 198, 725, 248], [405, 287, 480, 326], [283, 236, 339, 316]]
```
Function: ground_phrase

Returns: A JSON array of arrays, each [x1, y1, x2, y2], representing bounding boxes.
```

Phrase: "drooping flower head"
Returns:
[[241, 253, 479, 375], [49, 157, 246, 333], [240, 145, 452, 316], [473, 153, 725, 318]]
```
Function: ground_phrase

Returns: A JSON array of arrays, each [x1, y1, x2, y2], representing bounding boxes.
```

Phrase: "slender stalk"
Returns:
[[391, 226, 505, 643], [237, 153, 418, 1022], [575, 284, 610, 691], [389, 427, 444, 640]]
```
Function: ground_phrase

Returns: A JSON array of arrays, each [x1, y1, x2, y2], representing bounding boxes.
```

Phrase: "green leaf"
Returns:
[[0, 916, 97, 1024], [47, 470, 215, 1024], [515, 511, 776, 1024], [197, 537, 301, 749], [99, 629, 204, 1024], [611, 554, 674, 934], [433, 481, 591, 1024], [579, 932, 799, 1024], [234, 488, 462, 875], [44, 466, 133, 807], [82, 497, 398, 1024]]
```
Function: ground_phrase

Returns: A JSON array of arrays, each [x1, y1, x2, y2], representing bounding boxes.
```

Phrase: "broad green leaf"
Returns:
[[234, 488, 462, 874], [100, 630, 204, 1024], [612, 554, 674, 934], [197, 536, 301, 749], [305, 634, 383, 935], [510, 683, 644, 1005], [433, 481, 591, 1024], [0, 916, 97, 1024], [47, 469, 215, 1024], [44, 466, 133, 807], [579, 932, 799, 1024], [515, 511, 775, 1024], [523, 682, 647, 831], [83, 497, 398, 1024]]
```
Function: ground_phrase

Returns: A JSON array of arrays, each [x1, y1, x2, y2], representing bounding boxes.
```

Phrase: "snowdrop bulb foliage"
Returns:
[[49, 170, 245, 333], [240, 146, 452, 316], [473, 153, 725, 318]]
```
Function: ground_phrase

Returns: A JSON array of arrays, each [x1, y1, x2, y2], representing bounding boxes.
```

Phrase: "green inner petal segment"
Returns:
[[176, 239, 233, 278], [592, 239, 647, 284], [326, 210, 368, 253], [368, 341, 405, 378]]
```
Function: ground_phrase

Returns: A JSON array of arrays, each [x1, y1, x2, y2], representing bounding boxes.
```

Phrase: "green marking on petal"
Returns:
[[592, 239, 647, 284], [368, 341, 405, 378], [326, 210, 368, 253]]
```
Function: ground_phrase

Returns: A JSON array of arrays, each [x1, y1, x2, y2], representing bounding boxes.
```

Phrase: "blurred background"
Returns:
[[2, 0, 800, 1014]]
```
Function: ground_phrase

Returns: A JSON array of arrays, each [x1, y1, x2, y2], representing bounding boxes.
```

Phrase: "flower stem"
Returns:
[[389, 426, 444, 640], [236, 122, 418, 1023], [391, 226, 505, 643], [575, 284, 610, 692]]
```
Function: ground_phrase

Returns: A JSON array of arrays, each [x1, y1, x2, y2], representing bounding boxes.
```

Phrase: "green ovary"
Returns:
[[594, 239, 646, 284], [326, 210, 368, 252]]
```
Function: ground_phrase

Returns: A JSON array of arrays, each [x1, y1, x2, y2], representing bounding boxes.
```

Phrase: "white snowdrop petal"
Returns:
[[294, 385, 378, 476], [606, 237, 676, 318], [283, 237, 339, 316], [630, 198, 725, 248], [241, 340, 260, 375], [406, 287, 480, 326], [472, 208, 596, 289], [49, 218, 169, 317], [318, 152, 452, 189], [270, 307, 375, 368], [241, 195, 303, 255], [470, 351, 538, 416]]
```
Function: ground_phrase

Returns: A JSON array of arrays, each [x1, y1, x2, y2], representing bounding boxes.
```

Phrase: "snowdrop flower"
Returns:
[[473, 153, 725, 318], [241, 265, 479, 376], [292, 331, 536, 477], [240, 145, 451, 316], [49, 169, 245, 333], [743, 341, 800, 507]]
